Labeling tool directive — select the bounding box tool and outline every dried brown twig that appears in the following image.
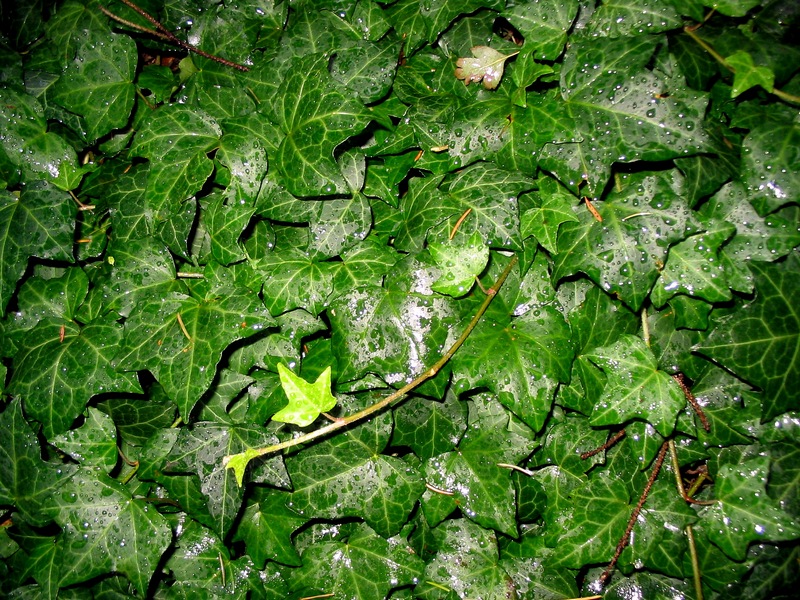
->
[100,0,249,72]
[598,441,669,588]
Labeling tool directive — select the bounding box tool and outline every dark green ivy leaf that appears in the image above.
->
[233,489,306,568]
[53,468,171,595]
[48,29,136,142]
[703,452,800,560]
[272,54,372,197]
[287,404,424,537]
[586,334,686,436]
[699,254,800,420]
[129,104,222,222]
[452,305,574,432]
[0,399,75,527]
[0,183,76,315]
[164,422,289,537]
[10,315,141,437]
[290,522,424,600]
[113,290,274,419]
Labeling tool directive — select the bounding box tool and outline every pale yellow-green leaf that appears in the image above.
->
[272,364,337,427]
[455,46,516,90]
[224,448,262,487]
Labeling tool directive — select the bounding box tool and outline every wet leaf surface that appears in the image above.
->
[1,0,799,597]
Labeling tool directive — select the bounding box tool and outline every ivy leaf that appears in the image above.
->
[113,291,274,419]
[586,334,686,436]
[423,410,536,536]
[233,489,306,568]
[53,468,171,595]
[585,0,682,37]
[129,104,221,221]
[549,36,710,193]
[256,247,336,316]
[332,239,400,292]
[0,86,83,189]
[204,193,256,266]
[0,183,76,315]
[51,407,117,471]
[703,453,800,560]
[726,50,775,97]
[272,363,337,427]
[0,399,75,527]
[12,267,88,330]
[394,174,459,253]
[309,193,372,258]
[392,391,468,460]
[96,236,181,318]
[329,286,457,386]
[49,29,136,141]
[699,255,800,420]
[165,422,289,537]
[272,53,372,196]
[290,523,424,600]
[287,403,425,537]
[415,518,510,599]
[452,305,574,432]
[703,182,800,267]
[741,121,800,216]
[550,474,631,568]
[429,229,489,297]
[162,518,266,597]
[650,215,736,306]
[455,46,517,89]
[520,185,579,254]
[502,0,578,61]
[445,163,535,251]
[553,171,701,311]
[9,315,142,438]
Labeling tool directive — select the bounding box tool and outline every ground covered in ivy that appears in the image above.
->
[0,0,799,598]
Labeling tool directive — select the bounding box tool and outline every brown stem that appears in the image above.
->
[581,429,626,460]
[103,0,250,71]
[599,441,669,588]
[673,373,710,432]
[668,440,716,505]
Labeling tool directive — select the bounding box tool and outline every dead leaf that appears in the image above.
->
[455,46,518,90]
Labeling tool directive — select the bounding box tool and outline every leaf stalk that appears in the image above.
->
[223,255,518,480]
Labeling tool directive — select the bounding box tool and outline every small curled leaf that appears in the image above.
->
[454,46,518,90]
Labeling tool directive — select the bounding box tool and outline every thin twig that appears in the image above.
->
[673,373,710,432]
[584,197,602,222]
[668,440,716,505]
[684,26,800,105]
[103,0,250,71]
[686,524,704,600]
[99,5,171,41]
[224,255,518,469]
[69,190,95,211]
[686,469,711,499]
[598,440,669,588]
[580,429,626,460]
